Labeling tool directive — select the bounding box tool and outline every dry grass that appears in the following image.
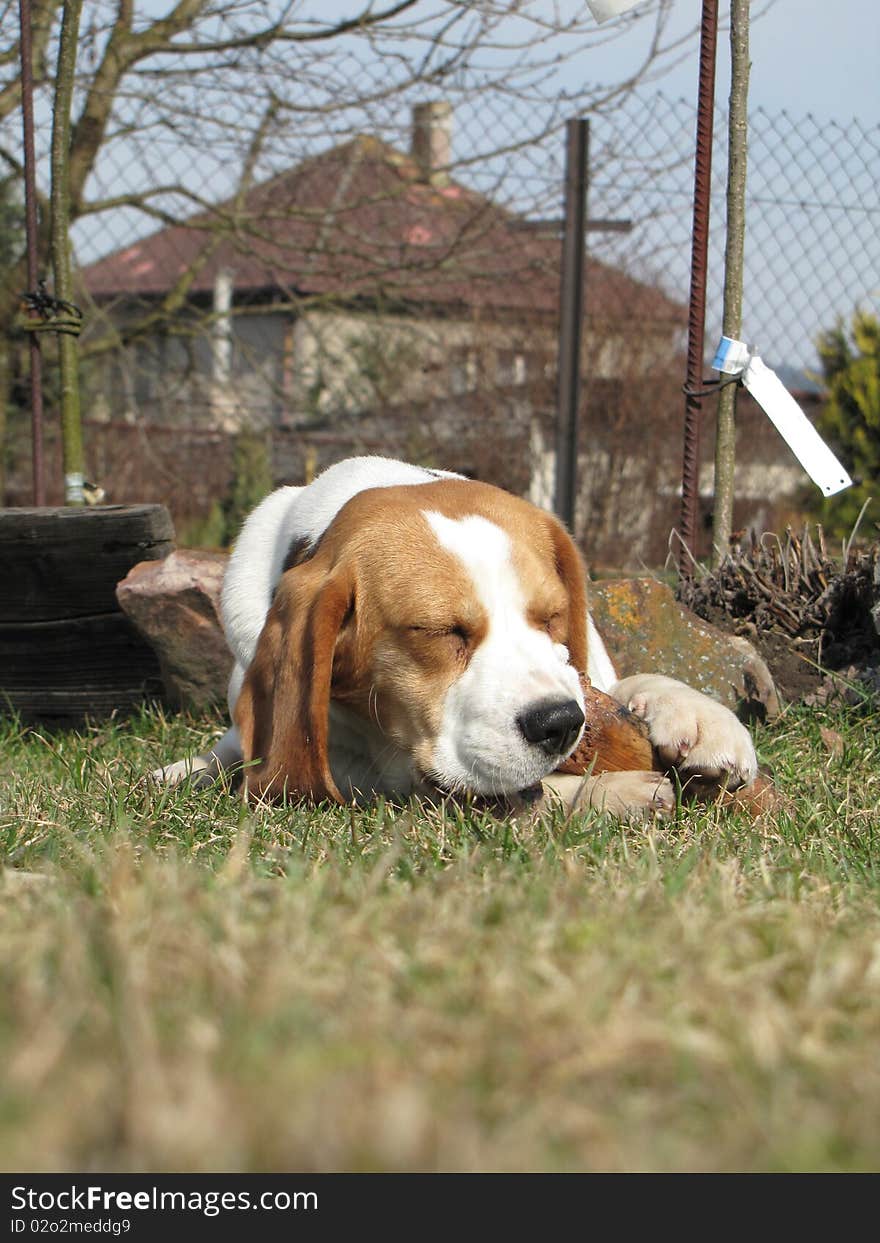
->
[1,701,880,1172]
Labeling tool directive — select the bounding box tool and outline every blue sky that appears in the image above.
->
[560,1,880,371]
[588,0,879,123]
[741,0,878,120]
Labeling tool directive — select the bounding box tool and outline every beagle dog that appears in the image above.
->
[155,456,757,816]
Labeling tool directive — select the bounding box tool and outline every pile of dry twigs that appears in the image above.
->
[680,529,880,703]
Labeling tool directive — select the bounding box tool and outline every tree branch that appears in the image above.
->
[143,0,419,57]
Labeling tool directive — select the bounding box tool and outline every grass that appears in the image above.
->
[1,700,880,1172]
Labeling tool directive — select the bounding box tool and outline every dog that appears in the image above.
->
[154,456,757,816]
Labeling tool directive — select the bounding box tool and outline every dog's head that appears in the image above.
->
[234,478,589,802]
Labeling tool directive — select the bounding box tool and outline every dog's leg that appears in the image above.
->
[150,725,243,789]
[541,770,675,818]
[151,664,246,789]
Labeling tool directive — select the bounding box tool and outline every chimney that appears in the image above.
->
[411,101,452,186]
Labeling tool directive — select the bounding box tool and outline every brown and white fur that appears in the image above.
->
[154,457,757,816]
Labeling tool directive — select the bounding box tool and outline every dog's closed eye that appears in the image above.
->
[527,606,566,641]
[407,622,473,660]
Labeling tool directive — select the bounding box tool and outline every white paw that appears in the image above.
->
[149,755,217,789]
[611,674,758,790]
[543,770,676,818]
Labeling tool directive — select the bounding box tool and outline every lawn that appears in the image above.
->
[1,700,879,1172]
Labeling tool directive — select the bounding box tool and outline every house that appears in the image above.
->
[80,103,683,427]
[78,105,811,564]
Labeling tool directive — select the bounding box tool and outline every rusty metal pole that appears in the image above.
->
[678,0,719,578]
[18,0,46,505]
[555,117,589,533]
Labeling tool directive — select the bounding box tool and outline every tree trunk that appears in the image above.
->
[50,0,85,505]
[712,0,750,565]
[0,339,8,502]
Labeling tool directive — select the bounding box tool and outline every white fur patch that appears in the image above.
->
[611,673,758,788]
[587,612,617,692]
[423,510,521,614]
[422,509,584,795]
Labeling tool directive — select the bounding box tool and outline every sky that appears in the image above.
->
[586,0,879,123]
[559,0,880,372]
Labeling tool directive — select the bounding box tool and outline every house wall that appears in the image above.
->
[285,308,557,423]
[84,306,286,431]
[84,299,678,435]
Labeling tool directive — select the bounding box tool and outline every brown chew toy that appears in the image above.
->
[555,675,654,775]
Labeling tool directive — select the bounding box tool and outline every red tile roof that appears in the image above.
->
[81,134,684,324]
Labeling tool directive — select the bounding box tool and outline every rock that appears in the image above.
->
[116,550,233,711]
[589,577,780,721]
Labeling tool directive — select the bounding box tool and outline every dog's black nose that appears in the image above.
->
[517,698,585,757]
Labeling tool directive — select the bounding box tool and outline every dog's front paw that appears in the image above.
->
[149,755,218,790]
[543,770,675,818]
[611,674,758,791]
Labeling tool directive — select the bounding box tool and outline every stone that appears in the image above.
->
[116,550,233,711]
[589,577,780,721]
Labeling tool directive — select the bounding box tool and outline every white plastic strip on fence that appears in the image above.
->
[713,335,852,497]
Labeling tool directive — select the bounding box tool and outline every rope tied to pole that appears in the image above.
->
[17,278,84,337]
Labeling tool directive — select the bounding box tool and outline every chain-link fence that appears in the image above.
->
[589,92,880,376]
[68,85,880,371]
[3,14,878,565]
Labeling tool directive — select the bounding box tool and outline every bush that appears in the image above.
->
[810,310,880,541]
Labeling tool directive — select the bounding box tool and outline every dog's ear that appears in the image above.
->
[545,514,588,676]
[234,556,355,804]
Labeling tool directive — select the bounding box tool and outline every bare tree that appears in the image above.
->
[0,0,701,505]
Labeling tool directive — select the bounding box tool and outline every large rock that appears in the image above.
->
[116,550,233,711]
[590,577,780,721]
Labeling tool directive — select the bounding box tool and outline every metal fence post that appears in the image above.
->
[554,117,589,533]
[18,0,45,506]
